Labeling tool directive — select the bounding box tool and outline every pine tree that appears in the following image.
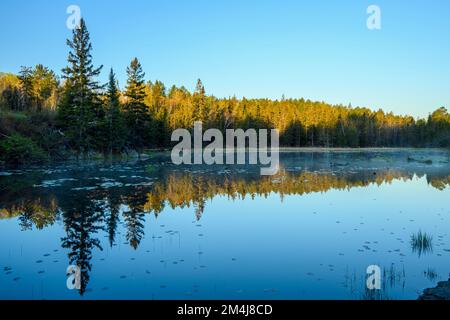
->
[104,68,125,155]
[124,58,149,153]
[147,80,169,147]
[123,210,145,250]
[32,64,59,111]
[57,18,103,156]
[193,79,208,124]
[18,66,34,111]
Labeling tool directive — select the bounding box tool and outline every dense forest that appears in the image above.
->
[1,19,449,165]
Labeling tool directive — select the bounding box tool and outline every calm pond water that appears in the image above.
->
[1,149,450,300]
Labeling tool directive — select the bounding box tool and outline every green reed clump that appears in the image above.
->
[424,268,438,282]
[411,230,433,257]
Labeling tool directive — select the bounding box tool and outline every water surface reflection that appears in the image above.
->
[1,150,449,299]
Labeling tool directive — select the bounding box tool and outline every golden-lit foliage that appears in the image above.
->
[142,170,417,216]
[0,197,58,229]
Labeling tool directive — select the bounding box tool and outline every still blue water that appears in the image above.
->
[1,150,449,300]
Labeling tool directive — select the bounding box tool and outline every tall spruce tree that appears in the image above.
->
[57,18,103,156]
[104,68,125,155]
[147,80,169,147]
[18,66,34,111]
[193,79,208,124]
[124,58,149,153]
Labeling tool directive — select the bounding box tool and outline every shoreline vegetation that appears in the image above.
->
[1,19,450,167]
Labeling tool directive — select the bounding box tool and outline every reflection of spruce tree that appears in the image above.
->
[123,209,145,250]
[122,190,149,249]
[193,176,206,221]
[106,193,122,248]
[194,199,205,221]
[60,194,104,295]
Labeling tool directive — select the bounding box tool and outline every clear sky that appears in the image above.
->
[0,0,449,118]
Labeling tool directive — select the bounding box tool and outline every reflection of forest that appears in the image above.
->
[0,169,449,295]
[1,169,450,224]
[144,170,419,216]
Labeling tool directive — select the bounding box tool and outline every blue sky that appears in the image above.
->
[0,0,449,118]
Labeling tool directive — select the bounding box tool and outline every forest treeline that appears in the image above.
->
[1,19,449,165]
